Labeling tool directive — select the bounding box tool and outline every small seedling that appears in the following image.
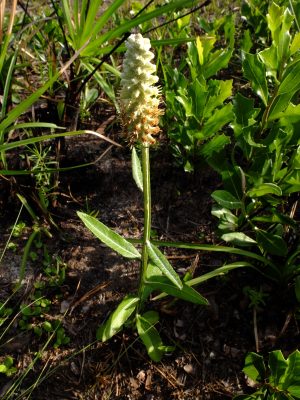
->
[0,356,17,377]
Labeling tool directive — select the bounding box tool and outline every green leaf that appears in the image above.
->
[146,275,208,305]
[212,206,238,232]
[233,93,259,127]
[85,0,199,56]
[146,241,183,289]
[268,91,295,119]
[152,262,255,301]
[4,356,14,369]
[221,232,257,247]
[196,103,234,140]
[256,229,288,256]
[282,350,300,390]
[290,32,300,55]
[136,313,164,362]
[247,183,282,197]
[243,352,266,382]
[189,78,207,121]
[77,212,141,259]
[278,58,300,95]
[97,295,139,341]
[211,190,242,209]
[131,147,143,192]
[204,48,233,79]
[200,134,230,159]
[269,103,300,122]
[267,2,282,42]
[0,365,7,373]
[288,385,300,398]
[141,310,160,325]
[243,53,269,106]
[205,79,233,117]
[258,45,278,78]
[268,350,288,387]
[241,29,253,53]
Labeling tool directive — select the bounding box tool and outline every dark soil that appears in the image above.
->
[0,127,299,400]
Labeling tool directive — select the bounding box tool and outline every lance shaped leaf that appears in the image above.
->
[247,183,282,197]
[146,275,208,305]
[131,147,143,192]
[256,229,288,256]
[221,232,257,247]
[211,190,242,210]
[146,241,182,289]
[78,212,141,259]
[97,295,139,342]
[136,312,164,362]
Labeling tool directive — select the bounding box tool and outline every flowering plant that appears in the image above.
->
[78,33,208,361]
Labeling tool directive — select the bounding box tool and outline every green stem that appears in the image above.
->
[138,144,151,311]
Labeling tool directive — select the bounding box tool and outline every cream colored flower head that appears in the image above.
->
[119,33,163,146]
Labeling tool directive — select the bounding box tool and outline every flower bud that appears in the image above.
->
[119,33,163,145]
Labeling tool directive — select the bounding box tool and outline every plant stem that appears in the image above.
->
[138,144,151,311]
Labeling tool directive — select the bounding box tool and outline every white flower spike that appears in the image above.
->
[119,33,163,145]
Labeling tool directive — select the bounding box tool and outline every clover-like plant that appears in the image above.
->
[77,33,209,361]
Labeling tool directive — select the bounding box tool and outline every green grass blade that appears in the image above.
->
[83,0,197,55]
[0,41,89,135]
[81,0,126,46]
[152,262,252,301]
[1,49,18,121]
[0,131,83,151]
[186,262,252,286]
[7,122,64,131]
[61,0,76,45]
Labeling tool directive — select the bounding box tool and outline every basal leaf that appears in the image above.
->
[136,313,163,362]
[268,350,288,387]
[146,275,208,305]
[221,232,257,247]
[282,350,300,390]
[97,295,139,341]
[243,352,266,383]
[131,147,143,192]
[77,212,141,259]
[146,241,182,289]
[211,190,242,209]
[256,229,288,256]
[247,183,282,197]
[243,53,268,106]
